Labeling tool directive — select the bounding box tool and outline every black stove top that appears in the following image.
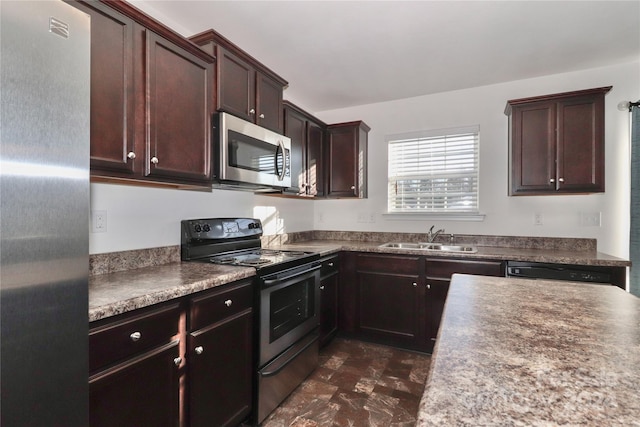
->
[181,218,319,275]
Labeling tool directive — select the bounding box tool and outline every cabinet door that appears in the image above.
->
[283,106,307,195]
[425,258,504,351]
[188,310,253,427]
[307,120,325,197]
[74,1,137,175]
[358,271,421,348]
[510,101,556,194]
[327,122,368,198]
[89,341,181,427]
[556,94,605,193]
[319,272,339,346]
[146,32,213,184]
[217,47,254,122]
[424,279,449,353]
[256,72,284,133]
[327,125,358,197]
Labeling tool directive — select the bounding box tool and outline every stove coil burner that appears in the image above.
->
[212,257,237,264]
[282,251,306,257]
[243,258,272,267]
[259,249,282,256]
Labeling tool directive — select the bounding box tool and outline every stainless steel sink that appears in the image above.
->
[378,242,477,253]
[378,242,430,249]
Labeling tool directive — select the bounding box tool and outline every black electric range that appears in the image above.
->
[180,217,319,276]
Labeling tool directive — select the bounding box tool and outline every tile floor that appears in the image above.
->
[261,338,432,427]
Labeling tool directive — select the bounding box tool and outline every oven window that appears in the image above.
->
[269,276,315,342]
[228,130,284,174]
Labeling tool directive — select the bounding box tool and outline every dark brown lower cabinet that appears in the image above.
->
[319,255,340,347]
[340,252,505,353]
[89,340,181,427]
[89,302,182,427]
[188,309,253,427]
[188,280,253,427]
[89,279,254,427]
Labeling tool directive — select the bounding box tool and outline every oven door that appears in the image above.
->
[218,112,291,188]
[259,263,321,367]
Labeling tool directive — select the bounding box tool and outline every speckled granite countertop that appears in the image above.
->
[89,263,255,322]
[88,236,628,323]
[274,240,629,267]
[417,274,640,426]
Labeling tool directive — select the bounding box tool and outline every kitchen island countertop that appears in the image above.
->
[417,274,640,426]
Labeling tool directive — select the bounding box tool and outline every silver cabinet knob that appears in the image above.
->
[173,357,182,366]
[558,177,565,183]
[351,185,356,190]
[195,346,204,355]
[320,285,325,290]
[426,284,431,290]
[150,156,159,164]
[130,331,141,341]
[549,178,555,183]
[327,262,334,267]
[259,113,265,119]
[412,282,417,287]
[127,151,136,160]
[249,108,255,115]
[224,299,232,307]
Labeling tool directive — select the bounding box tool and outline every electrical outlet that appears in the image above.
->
[357,212,367,223]
[533,212,543,226]
[580,212,601,227]
[92,210,107,233]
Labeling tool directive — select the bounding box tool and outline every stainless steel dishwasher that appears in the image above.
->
[505,261,613,285]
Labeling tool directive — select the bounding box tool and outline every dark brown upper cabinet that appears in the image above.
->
[283,101,327,197]
[73,0,215,188]
[505,86,611,196]
[190,29,287,134]
[326,121,370,198]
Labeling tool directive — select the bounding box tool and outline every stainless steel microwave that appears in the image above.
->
[214,112,291,190]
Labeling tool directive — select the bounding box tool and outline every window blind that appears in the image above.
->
[387,126,479,213]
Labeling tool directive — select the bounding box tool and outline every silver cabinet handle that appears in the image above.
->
[320,285,325,290]
[127,151,136,160]
[173,357,182,366]
[195,346,204,355]
[259,113,265,119]
[549,178,555,183]
[150,156,159,164]
[249,108,255,115]
[224,299,232,307]
[558,177,565,182]
[130,331,141,341]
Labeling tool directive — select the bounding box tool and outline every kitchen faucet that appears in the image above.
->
[426,225,445,243]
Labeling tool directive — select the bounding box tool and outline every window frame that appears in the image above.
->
[385,125,482,220]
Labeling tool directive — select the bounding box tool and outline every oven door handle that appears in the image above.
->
[262,264,321,286]
[259,334,318,377]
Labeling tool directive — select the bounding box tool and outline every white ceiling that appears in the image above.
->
[134,1,640,113]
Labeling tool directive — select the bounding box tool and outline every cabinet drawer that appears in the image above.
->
[89,302,181,373]
[190,280,253,331]
[320,255,339,278]
[356,253,420,274]
[426,258,504,280]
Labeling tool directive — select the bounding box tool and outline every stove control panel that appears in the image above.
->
[181,218,263,241]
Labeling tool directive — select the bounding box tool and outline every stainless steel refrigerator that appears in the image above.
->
[1,1,90,426]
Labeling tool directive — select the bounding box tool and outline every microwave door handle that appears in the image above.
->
[276,140,286,182]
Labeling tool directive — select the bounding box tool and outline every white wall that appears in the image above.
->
[89,184,315,253]
[313,62,640,259]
